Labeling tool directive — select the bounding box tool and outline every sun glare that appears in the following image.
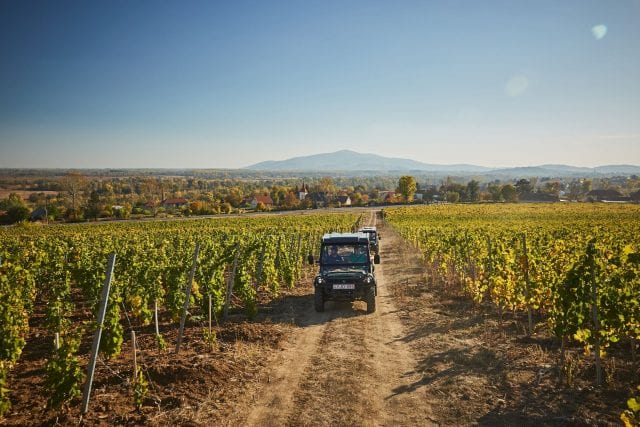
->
[592,24,608,40]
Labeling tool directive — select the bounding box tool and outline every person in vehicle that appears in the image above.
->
[325,245,341,263]
[349,245,367,263]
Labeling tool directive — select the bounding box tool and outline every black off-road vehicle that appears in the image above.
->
[358,226,381,255]
[308,232,380,313]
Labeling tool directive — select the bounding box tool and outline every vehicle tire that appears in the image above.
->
[366,286,376,313]
[314,286,324,312]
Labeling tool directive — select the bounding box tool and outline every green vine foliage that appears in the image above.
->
[133,366,148,410]
[99,289,124,358]
[44,333,84,409]
[0,361,11,417]
[0,212,359,415]
[386,204,640,359]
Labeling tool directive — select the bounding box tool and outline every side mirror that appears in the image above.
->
[378,235,382,240]
[307,254,314,265]
[374,254,380,264]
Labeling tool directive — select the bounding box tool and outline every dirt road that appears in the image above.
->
[243,211,436,426]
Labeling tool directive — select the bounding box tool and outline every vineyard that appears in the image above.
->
[384,203,640,416]
[2,204,640,425]
[0,212,360,424]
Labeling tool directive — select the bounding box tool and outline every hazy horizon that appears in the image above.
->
[1,1,639,169]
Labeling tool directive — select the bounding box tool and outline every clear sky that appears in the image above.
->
[1,0,639,168]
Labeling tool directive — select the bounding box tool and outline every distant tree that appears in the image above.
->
[0,193,25,210]
[515,179,534,196]
[5,205,30,224]
[85,190,104,220]
[225,187,244,207]
[270,186,288,206]
[501,184,518,202]
[487,183,503,202]
[220,202,233,214]
[542,181,561,197]
[567,179,592,201]
[317,177,337,194]
[445,191,460,203]
[61,173,87,220]
[466,180,480,202]
[284,191,300,209]
[397,176,417,202]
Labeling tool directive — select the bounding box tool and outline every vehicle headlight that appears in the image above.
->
[364,276,372,284]
[315,276,324,285]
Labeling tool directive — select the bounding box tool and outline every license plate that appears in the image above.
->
[333,283,355,290]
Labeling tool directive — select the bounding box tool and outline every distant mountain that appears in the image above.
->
[246,150,491,173]
[492,164,640,177]
[594,165,640,174]
[245,151,640,177]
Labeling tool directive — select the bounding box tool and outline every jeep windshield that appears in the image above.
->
[321,243,369,266]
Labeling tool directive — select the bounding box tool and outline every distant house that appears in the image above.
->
[587,189,629,202]
[30,207,47,221]
[297,183,309,201]
[336,195,351,207]
[162,198,188,209]
[250,195,274,209]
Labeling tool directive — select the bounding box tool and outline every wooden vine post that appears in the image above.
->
[81,252,116,415]
[131,330,137,383]
[154,299,161,349]
[176,242,201,354]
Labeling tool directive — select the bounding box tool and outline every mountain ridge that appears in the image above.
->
[245,150,640,175]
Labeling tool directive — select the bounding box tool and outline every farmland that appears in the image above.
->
[0,204,639,425]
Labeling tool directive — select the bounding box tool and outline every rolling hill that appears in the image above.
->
[245,150,640,176]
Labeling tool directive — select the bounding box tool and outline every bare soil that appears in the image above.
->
[2,210,636,426]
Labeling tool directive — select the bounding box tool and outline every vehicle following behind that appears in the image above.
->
[358,226,381,254]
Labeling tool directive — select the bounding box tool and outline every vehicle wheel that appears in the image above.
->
[366,286,376,313]
[314,286,324,312]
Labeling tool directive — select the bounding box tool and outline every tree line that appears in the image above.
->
[1,172,639,224]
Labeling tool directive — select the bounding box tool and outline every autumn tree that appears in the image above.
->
[317,177,337,194]
[283,191,300,209]
[542,181,561,197]
[61,173,87,219]
[396,176,417,202]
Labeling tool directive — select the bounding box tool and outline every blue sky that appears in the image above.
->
[1,0,639,168]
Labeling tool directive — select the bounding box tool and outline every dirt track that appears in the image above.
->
[242,211,436,426]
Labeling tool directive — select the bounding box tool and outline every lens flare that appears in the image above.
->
[505,75,529,97]
[592,24,607,40]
